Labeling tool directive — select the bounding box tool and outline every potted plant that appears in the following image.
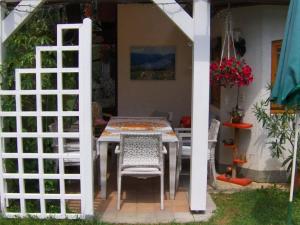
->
[210,57,254,88]
[210,9,254,123]
[230,106,245,123]
[210,57,254,123]
[254,94,300,189]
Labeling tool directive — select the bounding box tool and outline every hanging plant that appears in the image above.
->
[210,57,254,88]
[210,8,254,123]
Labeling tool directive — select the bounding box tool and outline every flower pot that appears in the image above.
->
[230,107,244,123]
[231,115,243,124]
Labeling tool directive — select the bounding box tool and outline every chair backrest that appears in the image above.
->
[119,132,163,169]
[208,119,220,149]
[175,121,220,157]
[174,128,191,146]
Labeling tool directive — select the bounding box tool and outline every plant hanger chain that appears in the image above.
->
[220,3,237,65]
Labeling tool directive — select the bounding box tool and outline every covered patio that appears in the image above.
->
[0,0,211,219]
[0,0,291,222]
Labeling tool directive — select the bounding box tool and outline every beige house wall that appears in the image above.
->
[212,5,289,181]
[117,4,192,125]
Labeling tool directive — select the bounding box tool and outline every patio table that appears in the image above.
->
[97,117,179,200]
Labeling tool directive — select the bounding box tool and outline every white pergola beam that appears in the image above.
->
[2,0,46,43]
[151,0,194,41]
[190,0,210,211]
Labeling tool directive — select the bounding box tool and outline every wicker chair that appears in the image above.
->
[175,119,220,188]
[115,132,167,210]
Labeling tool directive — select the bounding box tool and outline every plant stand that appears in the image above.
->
[217,122,253,186]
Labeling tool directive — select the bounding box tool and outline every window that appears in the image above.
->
[271,40,285,113]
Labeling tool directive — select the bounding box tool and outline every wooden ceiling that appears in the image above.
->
[212,0,289,6]
[4,0,290,17]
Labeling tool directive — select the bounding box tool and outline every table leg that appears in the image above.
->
[99,142,108,199]
[169,142,177,200]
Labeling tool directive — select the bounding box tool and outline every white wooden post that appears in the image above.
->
[190,0,210,211]
[2,0,46,43]
[151,0,193,41]
[79,18,94,217]
[0,1,5,211]
[0,1,4,62]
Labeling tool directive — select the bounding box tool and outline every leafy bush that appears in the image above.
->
[253,89,299,172]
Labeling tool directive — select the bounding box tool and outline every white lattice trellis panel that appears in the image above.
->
[0,18,93,219]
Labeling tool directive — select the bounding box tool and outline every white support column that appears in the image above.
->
[2,0,45,43]
[79,18,94,217]
[151,0,193,41]
[0,0,4,212]
[190,0,210,211]
[0,1,4,62]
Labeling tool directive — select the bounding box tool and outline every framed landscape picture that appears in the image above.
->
[130,46,176,80]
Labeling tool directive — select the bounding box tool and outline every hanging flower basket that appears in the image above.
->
[210,8,255,124]
[210,57,254,88]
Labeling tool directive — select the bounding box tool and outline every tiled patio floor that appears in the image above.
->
[94,177,190,214]
[93,182,215,223]
[91,166,215,223]
[67,155,216,223]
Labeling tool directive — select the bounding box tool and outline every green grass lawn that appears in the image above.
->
[0,188,299,225]
[207,188,300,225]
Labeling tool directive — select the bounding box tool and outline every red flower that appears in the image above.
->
[242,66,252,76]
[210,62,218,71]
[210,57,254,88]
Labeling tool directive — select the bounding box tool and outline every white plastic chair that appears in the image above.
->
[115,132,167,210]
[48,122,99,170]
[174,128,191,176]
[175,119,220,188]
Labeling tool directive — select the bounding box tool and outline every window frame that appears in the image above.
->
[271,40,285,114]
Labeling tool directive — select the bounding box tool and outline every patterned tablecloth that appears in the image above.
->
[98,117,178,143]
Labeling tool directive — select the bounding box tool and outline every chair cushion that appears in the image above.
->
[181,146,212,159]
[182,146,192,157]
[122,167,160,172]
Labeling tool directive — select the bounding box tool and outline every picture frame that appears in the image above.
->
[130,46,176,80]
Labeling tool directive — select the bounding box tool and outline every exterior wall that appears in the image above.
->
[117,4,192,125]
[212,5,288,182]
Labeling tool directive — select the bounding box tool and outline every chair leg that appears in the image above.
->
[209,159,217,189]
[160,173,164,210]
[176,155,181,190]
[211,158,218,189]
[117,174,122,210]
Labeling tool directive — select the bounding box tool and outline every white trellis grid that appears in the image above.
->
[0,18,93,219]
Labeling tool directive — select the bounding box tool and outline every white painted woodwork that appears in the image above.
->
[0,18,93,218]
[78,18,93,217]
[2,0,46,43]
[190,0,210,211]
[0,2,6,211]
[151,0,193,41]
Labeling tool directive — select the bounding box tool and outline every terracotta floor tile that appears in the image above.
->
[121,190,137,200]
[173,204,189,212]
[119,202,137,213]
[152,202,162,211]
[94,166,190,215]
[136,203,155,213]
[164,200,174,210]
